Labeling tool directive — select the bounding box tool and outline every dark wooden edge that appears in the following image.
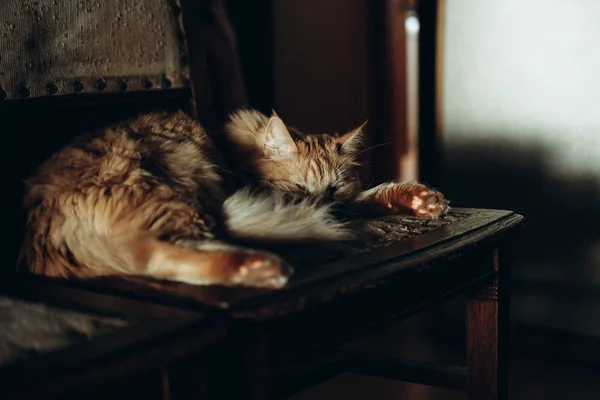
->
[343,350,467,391]
[288,209,515,287]
[270,350,346,400]
[230,211,524,316]
[1,314,227,398]
[0,276,198,319]
[254,222,520,364]
[0,314,197,380]
[0,87,192,109]
[0,277,225,396]
[270,349,467,399]
[270,269,497,366]
[4,273,226,315]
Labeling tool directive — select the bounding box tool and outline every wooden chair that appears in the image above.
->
[0,277,226,400]
[0,1,238,398]
[47,209,523,400]
[1,1,525,399]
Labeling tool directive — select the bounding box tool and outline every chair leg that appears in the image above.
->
[209,325,270,400]
[466,248,510,400]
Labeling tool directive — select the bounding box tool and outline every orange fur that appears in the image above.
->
[20,109,449,289]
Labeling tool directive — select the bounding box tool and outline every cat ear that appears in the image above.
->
[338,121,367,154]
[264,116,298,158]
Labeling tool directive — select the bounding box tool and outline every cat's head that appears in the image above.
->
[226,110,365,202]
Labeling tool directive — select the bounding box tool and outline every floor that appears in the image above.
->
[290,308,600,400]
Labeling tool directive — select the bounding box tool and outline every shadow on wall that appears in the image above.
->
[439,136,600,335]
[442,137,600,271]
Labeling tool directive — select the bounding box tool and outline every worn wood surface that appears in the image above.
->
[0,295,132,366]
[45,208,522,317]
[0,279,224,400]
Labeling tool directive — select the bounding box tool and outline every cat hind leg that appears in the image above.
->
[146,239,293,288]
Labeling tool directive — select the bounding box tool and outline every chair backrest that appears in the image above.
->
[0,0,247,269]
[0,0,192,101]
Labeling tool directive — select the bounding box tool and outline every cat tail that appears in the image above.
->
[222,188,352,243]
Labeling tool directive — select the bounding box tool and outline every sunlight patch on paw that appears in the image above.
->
[265,275,288,289]
[276,276,288,287]
[411,196,423,209]
[249,259,267,269]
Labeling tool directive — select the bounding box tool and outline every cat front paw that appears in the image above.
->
[409,185,449,219]
[356,181,450,219]
[378,182,449,219]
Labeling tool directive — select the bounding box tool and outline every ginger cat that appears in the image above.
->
[20,110,449,289]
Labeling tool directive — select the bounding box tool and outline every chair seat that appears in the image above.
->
[8,208,523,399]
[58,208,520,313]
[0,279,225,400]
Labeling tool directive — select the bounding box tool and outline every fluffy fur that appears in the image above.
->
[223,188,351,242]
[20,109,449,289]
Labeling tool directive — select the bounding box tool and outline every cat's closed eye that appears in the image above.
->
[327,185,338,197]
[295,183,307,191]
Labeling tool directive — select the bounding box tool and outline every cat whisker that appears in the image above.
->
[355,141,393,157]
[365,177,376,190]
[214,165,234,175]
